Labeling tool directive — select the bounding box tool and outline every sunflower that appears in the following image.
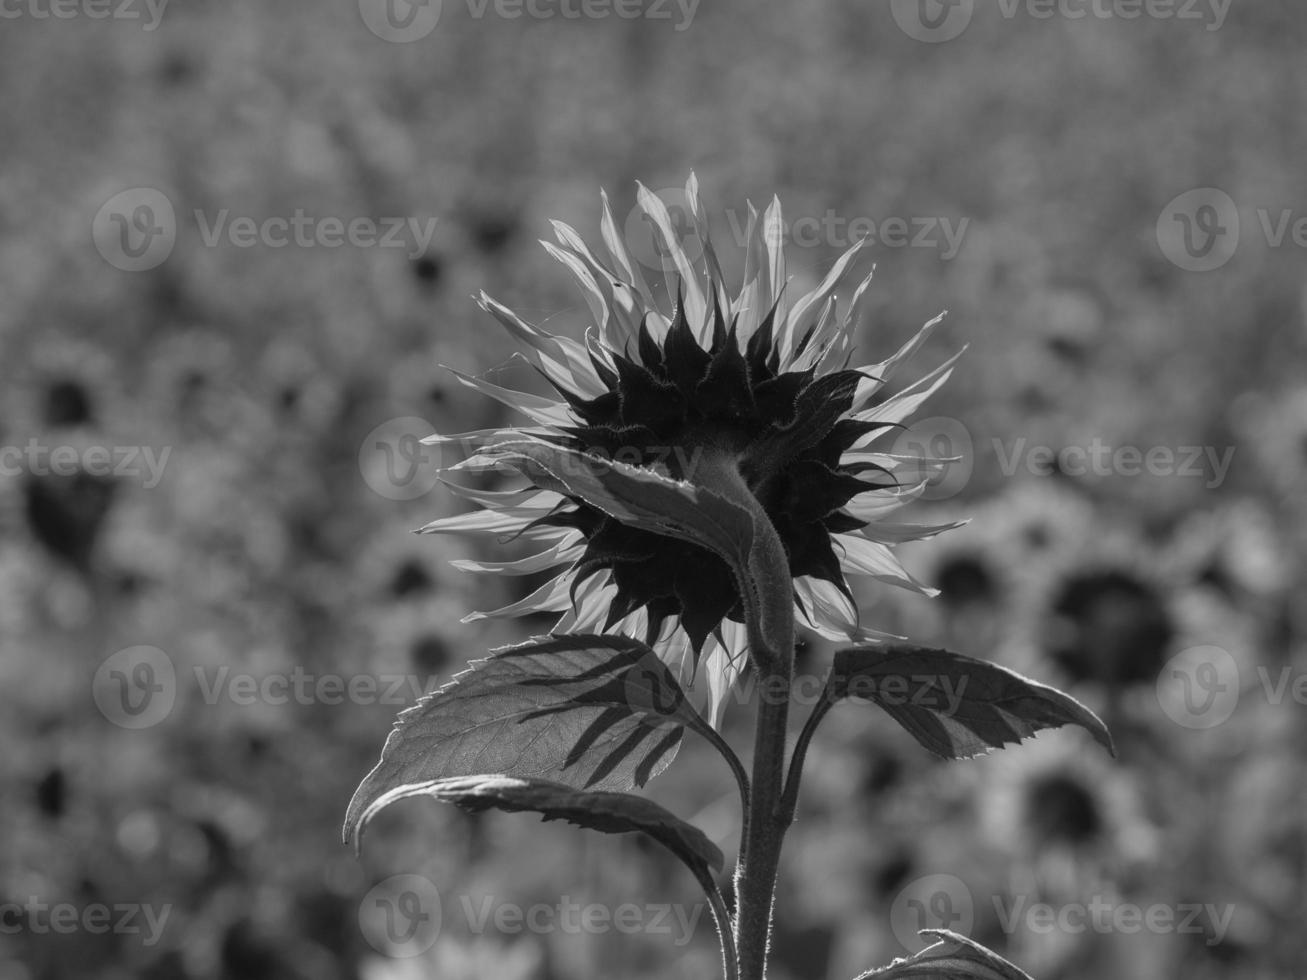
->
[421,174,960,719]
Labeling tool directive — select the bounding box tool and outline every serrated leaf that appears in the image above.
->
[830,645,1115,759]
[369,774,724,883]
[344,634,699,850]
[855,930,1035,980]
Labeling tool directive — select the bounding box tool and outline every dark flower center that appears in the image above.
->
[533,295,898,657]
[1022,772,1103,846]
[1045,568,1173,687]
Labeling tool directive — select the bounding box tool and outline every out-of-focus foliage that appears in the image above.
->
[1,3,1305,979]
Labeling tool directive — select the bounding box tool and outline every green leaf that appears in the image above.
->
[855,930,1035,979]
[830,645,1115,759]
[343,634,699,851]
[363,774,724,881]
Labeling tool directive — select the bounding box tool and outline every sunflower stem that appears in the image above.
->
[727,491,796,980]
[684,450,796,980]
[735,655,793,980]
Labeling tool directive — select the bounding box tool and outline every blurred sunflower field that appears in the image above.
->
[2,2,1306,979]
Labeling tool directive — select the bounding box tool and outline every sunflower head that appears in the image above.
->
[423,174,962,716]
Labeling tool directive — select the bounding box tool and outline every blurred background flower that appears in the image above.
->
[3,4,1306,979]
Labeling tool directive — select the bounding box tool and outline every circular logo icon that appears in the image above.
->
[621,658,693,731]
[890,416,974,501]
[890,0,975,43]
[359,874,442,956]
[890,873,974,953]
[359,417,442,500]
[358,0,441,42]
[623,187,704,277]
[1156,644,1240,730]
[92,188,176,272]
[93,645,177,729]
[1157,188,1240,272]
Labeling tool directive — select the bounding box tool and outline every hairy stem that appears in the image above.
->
[686,863,739,980]
[735,659,792,980]
[702,466,794,980]
[692,450,797,980]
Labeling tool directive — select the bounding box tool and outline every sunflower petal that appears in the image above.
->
[446,367,575,427]
[781,235,868,366]
[834,534,939,597]
[462,572,574,621]
[477,292,606,398]
[635,182,708,335]
[793,575,860,641]
[450,538,585,575]
[853,346,966,424]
